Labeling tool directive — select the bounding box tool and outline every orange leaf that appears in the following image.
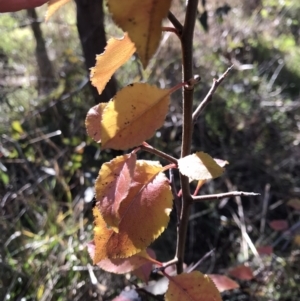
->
[90,33,136,95]
[85,103,107,142]
[269,220,289,231]
[93,160,172,262]
[228,265,254,281]
[165,271,222,301]
[208,274,239,292]
[87,241,155,274]
[45,0,71,22]
[95,153,136,232]
[101,83,170,150]
[107,0,172,68]
[178,152,225,182]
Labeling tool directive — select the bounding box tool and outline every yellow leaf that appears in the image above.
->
[85,103,108,142]
[178,152,225,182]
[91,33,136,95]
[45,0,71,22]
[11,120,24,134]
[93,160,172,262]
[107,0,172,68]
[101,83,170,150]
[165,271,222,301]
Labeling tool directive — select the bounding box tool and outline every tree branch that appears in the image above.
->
[192,65,233,122]
[175,0,199,275]
[193,191,260,202]
[168,11,183,36]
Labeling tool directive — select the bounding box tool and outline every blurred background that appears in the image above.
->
[1,0,300,300]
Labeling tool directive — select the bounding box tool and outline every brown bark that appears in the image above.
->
[75,0,117,103]
[27,8,56,95]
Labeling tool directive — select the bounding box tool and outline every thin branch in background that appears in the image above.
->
[260,183,271,235]
[169,168,181,224]
[193,191,260,202]
[192,65,233,122]
[186,249,215,273]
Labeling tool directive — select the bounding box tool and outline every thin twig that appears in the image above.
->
[193,191,260,202]
[168,11,183,36]
[186,249,215,273]
[169,169,181,224]
[140,142,178,165]
[192,65,233,122]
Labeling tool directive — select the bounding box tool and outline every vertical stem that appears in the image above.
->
[175,0,198,274]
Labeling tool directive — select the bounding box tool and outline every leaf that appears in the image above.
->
[85,103,107,142]
[269,220,289,231]
[257,245,273,255]
[107,0,172,68]
[93,160,172,262]
[165,271,222,301]
[45,0,71,22]
[11,120,24,134]
[101,83,170,150]
[132,248,156,283]
[208,274,239,292]
[87,241,155,274]
[228,265,254,281]
[91,33,136,95]
[178,152,225,182]
[287,199,300,210]
[95,153,137,232]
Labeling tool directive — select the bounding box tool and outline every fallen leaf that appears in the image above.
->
[85,103,107,142]
[101,83,170,150]
[208,274,239,292]
[287,199,300,210]
[93,160,172,262]
[112,290,141,301]
[107,0,172,68]
[269,220,289,231]
[46,0,71,22]
[91,33,136,95]
[228,265,254,281]
[178,152,225,182]
[165,271,222,301]
[257,245,273,255]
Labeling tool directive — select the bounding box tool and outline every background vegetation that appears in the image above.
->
[1,0,300,300]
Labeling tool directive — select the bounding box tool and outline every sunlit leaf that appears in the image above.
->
[228,265,254,281]
[46,0,71,22]
[95,153,137,231]
[269,220,289,231]
[101,83,170,150]
[85,103,107,142]
[165,271,222,301]
[208,274,239,292]
[93,160,172,262]
[87,241,155,274]
[91,33,136,95]
[178,152,225,182]
[107,0,172,68]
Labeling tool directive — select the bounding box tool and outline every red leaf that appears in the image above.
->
[257,245,273,255]
[269,220,289,231]
[132,248,156,283]
[208,274,239,292]
[228,265,254,281]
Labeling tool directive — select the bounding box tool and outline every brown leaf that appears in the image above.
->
[287,199,300,210]
[228,265,254,281]
[208,274,239,292]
